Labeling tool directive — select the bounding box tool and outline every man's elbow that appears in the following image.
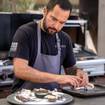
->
[13,58,29,79]
[13,66,24,79]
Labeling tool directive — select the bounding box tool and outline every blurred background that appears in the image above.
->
[0,0,79,12]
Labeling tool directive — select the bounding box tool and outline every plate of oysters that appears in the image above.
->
[7,88,74,105]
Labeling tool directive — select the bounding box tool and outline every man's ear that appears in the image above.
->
[43,7,48,16]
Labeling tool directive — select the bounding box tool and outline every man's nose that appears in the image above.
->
[54,22,61,30]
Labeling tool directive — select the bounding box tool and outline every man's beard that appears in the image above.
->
[43,19,57,35]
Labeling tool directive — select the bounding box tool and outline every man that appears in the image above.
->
[9,0,89,92]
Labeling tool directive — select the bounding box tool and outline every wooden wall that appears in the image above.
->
[98,0,105,57]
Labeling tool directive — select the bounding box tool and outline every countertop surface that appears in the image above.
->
[1,76,105,105]
[1,96,105,105]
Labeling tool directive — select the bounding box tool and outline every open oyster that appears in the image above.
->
[33,88,48,98]
[75,83,94,90]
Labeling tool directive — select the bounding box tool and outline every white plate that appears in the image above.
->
[7,92,74,105]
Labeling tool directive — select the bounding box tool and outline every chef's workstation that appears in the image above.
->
[1,0,105,105]
[0,13,105,105]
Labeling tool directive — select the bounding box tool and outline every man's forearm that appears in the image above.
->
[14,64,60,83]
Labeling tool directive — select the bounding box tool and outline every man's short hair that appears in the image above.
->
[46,0,72,13]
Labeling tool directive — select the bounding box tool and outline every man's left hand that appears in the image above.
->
[76,69,89,87]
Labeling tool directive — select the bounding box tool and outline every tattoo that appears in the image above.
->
[65,66,79,75]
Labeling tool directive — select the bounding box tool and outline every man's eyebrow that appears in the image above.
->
[51,15,58,21]
[51,15,66,24]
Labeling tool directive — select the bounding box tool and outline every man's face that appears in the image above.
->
[43,5,70,35]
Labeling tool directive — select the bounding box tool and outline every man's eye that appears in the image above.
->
[51,16,57,21]
[60,22,65,25]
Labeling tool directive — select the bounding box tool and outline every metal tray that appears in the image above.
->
[62,84,105,98]
[7,92,74,105]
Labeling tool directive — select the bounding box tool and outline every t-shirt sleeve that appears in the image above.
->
[9,27,29,60]
[63,35,76,68]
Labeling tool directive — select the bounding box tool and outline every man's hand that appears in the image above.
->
[76,69,89,87]
[59,67,89,88]
[56,75,83,88]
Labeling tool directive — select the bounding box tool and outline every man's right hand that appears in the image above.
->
[56,75,82,88]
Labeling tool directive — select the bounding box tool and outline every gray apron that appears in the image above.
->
[22,23,61,90]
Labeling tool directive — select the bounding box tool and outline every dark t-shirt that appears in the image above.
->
[9,21,76,92]
[10,21,76,68]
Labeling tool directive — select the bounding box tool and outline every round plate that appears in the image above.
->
[7,92,74,105]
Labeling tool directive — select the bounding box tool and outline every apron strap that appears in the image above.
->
[56,34,61,74]
[56,33,61,54]
[37,22,41,54]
